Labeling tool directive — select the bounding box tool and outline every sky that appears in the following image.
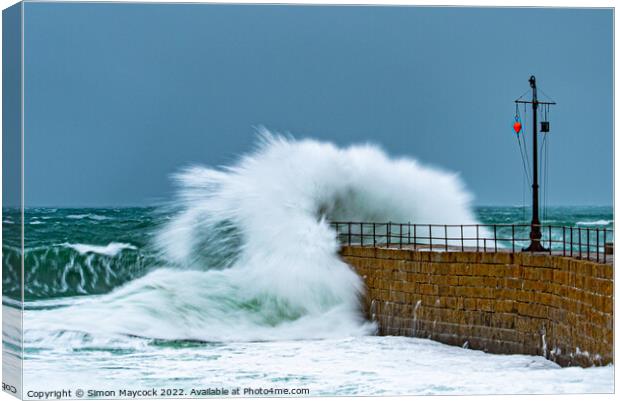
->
[16,3,613,207]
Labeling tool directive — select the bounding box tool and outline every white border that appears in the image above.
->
[0,2,615,401]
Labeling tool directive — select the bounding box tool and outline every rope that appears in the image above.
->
[522,166,527,223]
[514,103,528,223]
[515,88,531,102]
[540,134,545,221]
[538,87,556,104]
[520,103,533,183]
[539,111,550,223]
[513,103,532,187]
[542,105,549,219]
[544,119,550,221]
[545,105,551,221]
[517,137,531,187]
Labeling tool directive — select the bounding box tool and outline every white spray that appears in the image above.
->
[24,130,482,345]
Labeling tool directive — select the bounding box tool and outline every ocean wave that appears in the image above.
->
[3,243,150,300]
[66,214,111,221]
[62,242,137,257]
[576,220,613,226]
[23,131,484,344]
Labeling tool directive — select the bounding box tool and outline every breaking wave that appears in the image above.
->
[576,220,613,227]
[63,242,137,257]
[66,214,111,221]
[3,243,149,300]
[23,131,482,345]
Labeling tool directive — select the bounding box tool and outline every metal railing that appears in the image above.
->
[331,222,614,264]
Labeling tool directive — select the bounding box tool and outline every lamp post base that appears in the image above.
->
[523,241,549,252]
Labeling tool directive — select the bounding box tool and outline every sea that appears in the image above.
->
[3,206,614,303]
[1,136,615,397]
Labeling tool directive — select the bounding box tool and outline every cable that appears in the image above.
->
[539,121,550,223]
[522,166,527,223]
[544,123,550,222]
[540,132,545,218]
[545,105,550,221]
[538,87,556,104]
[545,105,551,222]
[514,103,532,187]
[517,137,531,187]
[516,88,531,102]
[521,103,533,182]
[513,102,529,223]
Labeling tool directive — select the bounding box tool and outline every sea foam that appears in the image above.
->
[66,214,110,221]
[63,242,137,257]
[576,220,613,226]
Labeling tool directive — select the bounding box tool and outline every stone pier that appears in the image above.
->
[341,246,613,367]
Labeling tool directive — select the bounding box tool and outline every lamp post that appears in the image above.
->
[515,76,555,252]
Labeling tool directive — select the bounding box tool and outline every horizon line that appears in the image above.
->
[3,204,614,210]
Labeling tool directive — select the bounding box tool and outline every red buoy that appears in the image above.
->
[513,120,522,134]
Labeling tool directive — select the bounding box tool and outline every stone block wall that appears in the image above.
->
[341,247,613,367]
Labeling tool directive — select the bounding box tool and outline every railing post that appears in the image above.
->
[387,222,391,248]
[445,225,448,251]
[408,222,411,245]
[596,228,600,263]
[603,229,607,264]
[586,228,590,260]
[484,238,487,252]
[579,227,582,259]
[399,224,403,249]
[512,224,515,253]
[493,225,497,253]
[373,223,376,247]
[348,222,352,246]
[360,223,364,247]
[335,223,339,243]
[570,227,574,257]
[413,224,417,250]
[548,225,552,253]
[562,226,566,256]
[476,225,479,252]
[429,224,433,252]
[461,225,464,252]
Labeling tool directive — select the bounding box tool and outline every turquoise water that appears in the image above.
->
[2,206,614,397]
[3,206,612,302]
